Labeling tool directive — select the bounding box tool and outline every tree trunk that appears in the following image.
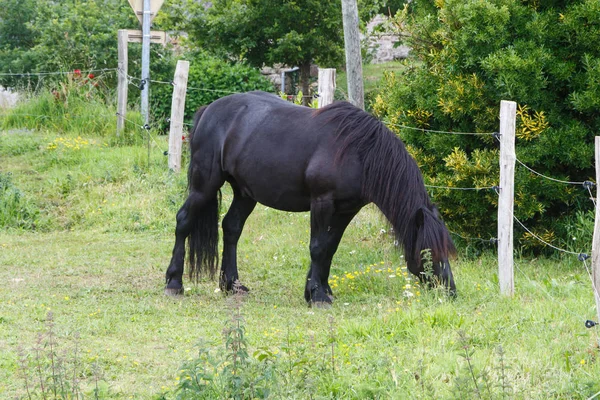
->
[300,61,311,107]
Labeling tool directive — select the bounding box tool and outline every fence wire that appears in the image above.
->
[385,121,497,136]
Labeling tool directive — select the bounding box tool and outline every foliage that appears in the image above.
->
[150,50,274,132]
[0,0,139,87]
[170,0,345,103]
[373,0,600,252]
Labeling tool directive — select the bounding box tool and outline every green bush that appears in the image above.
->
[373,0,599,253]
[150,51,274,132]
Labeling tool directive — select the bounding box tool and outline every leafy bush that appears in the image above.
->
[150,51,274,132]
[0,0,138,88]
[373,0,599,253]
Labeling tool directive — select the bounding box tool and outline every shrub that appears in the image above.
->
[374,0,599,253]
[150,51,274,132]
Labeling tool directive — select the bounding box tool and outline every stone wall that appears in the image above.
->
[365,14,410,63]
[0,87,19,109]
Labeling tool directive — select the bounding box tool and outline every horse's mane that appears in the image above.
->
[315,101,432,244]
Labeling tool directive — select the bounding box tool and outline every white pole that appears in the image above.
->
[318,68,336,108]
[498,100,516,296]
[168,60,190,173]
[591,137,600,323]
[141,0,151,124]
[117,29,128,136]
[341,0,364,110]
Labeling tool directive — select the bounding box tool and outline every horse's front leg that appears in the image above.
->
[220,187,256,293]
[305,198,358,306]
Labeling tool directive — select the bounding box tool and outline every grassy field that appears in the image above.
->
[1,110,600,398]
[335,61,405,105]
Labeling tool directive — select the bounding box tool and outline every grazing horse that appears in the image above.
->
[165,91,456,304]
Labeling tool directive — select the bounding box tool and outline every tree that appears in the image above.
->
[374,0,600,252]
[177,0,345,104]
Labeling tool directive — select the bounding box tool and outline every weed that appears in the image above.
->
[0,172,39,229]
[174,281,276,399]
[16,312,107,399]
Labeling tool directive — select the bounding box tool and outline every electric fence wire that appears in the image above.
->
[492,187,585,257]
[385,121,497,136]
[448,229,497,245]
[0,113,49,120]
[425,184,496,191]
[513,260,593,325]
[492,186,599,328]
[115,112,168,155]
[582,257,600,306]
[515,157,590,186]
[0,68,118,77]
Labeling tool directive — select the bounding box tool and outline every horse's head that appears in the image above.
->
[404,205,457,296]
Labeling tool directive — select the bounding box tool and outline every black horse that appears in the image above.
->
[165,91,456,304]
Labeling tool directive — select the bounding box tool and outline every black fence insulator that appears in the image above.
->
[492,185,500,193]
[583,181,596,190]
[170,81,175,86]
[492,132,501,141]
[489,238,498,245]
[139,79,146,90]
[142,124,151,130]
[166,117,171,123]
[585,320,597,328]
[163,151,168,156]
[578,253,590,262]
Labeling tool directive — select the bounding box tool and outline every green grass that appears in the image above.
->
[1,97,600,398]
[336,61,405,105]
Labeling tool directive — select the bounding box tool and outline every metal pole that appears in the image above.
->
[141,0,151,124]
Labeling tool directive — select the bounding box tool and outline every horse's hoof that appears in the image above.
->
[233,284,250,294]
[311,301,332,309]
[164,287,184,296]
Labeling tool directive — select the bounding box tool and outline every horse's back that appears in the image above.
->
[191,92,363,212]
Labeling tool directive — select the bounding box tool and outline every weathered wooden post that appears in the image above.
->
[117,29,128,136]
[168,60,190,173]
[498,100,516,296]
[318,68,336,108]
[591,136,600,323]
[341,0,364,110]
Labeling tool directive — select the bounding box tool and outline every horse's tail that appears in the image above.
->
[187,190,221,281]
[186,104,220,281]
[187,105,209,189]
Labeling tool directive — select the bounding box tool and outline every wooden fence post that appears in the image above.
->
[117,29,128,136]
[341,0,364,110]
[318,68,336,108]
[168,60,190,173]
[591,137,600,323]
[498,100,516,296]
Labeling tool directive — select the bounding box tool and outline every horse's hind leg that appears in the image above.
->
[164,192,204,295]
[165,180,223,295]
[220,184,256,293]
